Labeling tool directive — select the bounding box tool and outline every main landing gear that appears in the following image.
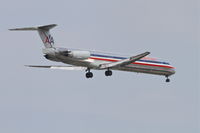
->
[85,68,113,78]
[85,68,93,78]
[165,76,170,82]
[105,69,112,76]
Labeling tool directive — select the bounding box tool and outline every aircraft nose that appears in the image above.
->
[170,68,176,75]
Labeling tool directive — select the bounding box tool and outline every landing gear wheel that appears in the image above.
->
[86,73,90,78]
[85,69,93,78]
[165,76,170,82]
[105,70,112,76]
[89,72,93,78]
[166,78,170,82]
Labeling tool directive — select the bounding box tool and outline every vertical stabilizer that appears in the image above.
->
[9,24,57,48]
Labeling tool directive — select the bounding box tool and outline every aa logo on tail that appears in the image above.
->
[44,35,54,44]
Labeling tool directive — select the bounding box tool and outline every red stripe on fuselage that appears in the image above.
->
[89,57,174,69]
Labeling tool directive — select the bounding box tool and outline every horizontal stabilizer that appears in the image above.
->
[25,65,87,71]
[9,24,57,31]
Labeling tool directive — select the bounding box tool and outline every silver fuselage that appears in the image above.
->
[43,48,175,77]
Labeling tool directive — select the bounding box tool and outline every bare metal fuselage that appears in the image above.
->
[44,48,175,77]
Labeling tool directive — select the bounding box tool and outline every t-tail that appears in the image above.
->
[9,24,57,48]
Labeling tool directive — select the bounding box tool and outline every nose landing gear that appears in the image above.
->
[165,76,170,82]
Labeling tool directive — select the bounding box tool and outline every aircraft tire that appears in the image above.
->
[166,78,170,82]
[105,70,112,76]
[86,72,93,78]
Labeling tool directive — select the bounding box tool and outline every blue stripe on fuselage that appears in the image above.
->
[90,54,170,65]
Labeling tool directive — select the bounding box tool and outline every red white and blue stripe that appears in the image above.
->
[90,54,174,69]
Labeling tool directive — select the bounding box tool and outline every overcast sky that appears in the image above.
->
[0,0,199,133]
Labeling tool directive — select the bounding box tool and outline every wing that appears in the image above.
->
[99,52,150,69]
[25,65,87,70]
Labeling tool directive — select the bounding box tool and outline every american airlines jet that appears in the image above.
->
[10,24,175,82]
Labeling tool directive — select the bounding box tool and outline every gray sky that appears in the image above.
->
[0,0,199,133]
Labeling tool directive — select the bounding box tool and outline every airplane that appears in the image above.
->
[9,24,175,82]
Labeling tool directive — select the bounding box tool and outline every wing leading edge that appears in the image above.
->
[99,52,150,69]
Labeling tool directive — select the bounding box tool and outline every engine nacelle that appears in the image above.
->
[68,51,90,60]
[44,54,59,62]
